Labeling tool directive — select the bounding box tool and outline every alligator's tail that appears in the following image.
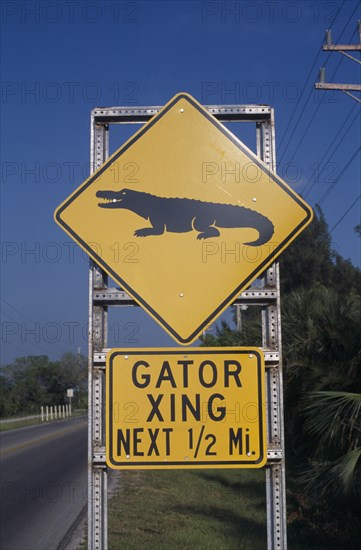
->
[244,211,274,247]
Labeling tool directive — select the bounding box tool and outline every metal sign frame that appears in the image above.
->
[88,103,287,549]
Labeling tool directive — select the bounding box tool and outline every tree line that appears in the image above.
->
[0,352,87,417]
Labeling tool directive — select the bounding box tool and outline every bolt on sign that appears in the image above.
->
[54,92,313,344]
[106,348,266,469]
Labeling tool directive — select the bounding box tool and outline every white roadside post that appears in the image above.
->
[67,388,74,416]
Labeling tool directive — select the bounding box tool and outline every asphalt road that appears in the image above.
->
[0,417,88,550]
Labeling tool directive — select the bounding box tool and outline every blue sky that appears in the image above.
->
[1,0,360,365]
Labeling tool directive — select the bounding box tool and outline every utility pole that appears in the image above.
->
[315,20,361,104]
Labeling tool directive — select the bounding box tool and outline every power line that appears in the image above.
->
[278,36,348,167]
[302,103,358,196]
[282,52,346,168]
[302,104,360,197]
[278,77,320,165]
[277,0,347,158]
[1,297,35,324]
[277,40,324,157]
[0,308,63,360]
[279,4,359,165]
[1,307,64,358]
[329,194,361,233]
[317,145,361,205]
[1,340,56,362]
[0,298,71,357]
[315,20,361,100]
[281,19,358,169]
[327,2,360,45]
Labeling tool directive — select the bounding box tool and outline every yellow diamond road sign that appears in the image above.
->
[106,348,266,469]
[54,93,313,344]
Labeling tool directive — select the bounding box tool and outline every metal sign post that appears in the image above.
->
[50,96,314,549]
[85,103,288,550]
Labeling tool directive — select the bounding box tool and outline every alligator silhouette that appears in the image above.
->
[96,188,274,245]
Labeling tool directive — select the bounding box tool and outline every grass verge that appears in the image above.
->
[0,418,44,432]
[108,468,267,549]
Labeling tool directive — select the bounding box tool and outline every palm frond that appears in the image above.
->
[302,391,361,451]
[301,447,361,500]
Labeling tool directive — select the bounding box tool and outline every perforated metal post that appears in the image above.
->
[258,115,287,550]
[88,103,287,550]
[88,122,109,550]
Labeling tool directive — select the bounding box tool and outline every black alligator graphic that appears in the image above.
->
[96,188,274,245]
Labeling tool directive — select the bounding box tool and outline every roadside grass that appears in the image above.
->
[107,468,267,549]
[75,469,360,549]
[0,418,44,432]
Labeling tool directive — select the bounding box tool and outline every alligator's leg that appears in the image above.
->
[193,217,220,240]
[134,224,165,237]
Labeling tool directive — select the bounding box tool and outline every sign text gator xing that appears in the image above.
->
[106,348,266,469]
